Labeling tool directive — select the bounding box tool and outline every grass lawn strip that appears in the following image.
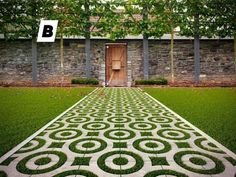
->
[0,88,97,164]
[144,87,236,154]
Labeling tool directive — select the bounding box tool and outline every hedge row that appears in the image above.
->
[135,78,168,85]
[71,78,99,85]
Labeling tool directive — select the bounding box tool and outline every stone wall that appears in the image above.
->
[0,39,235,85]
[0,39,105,83]
[130,40,235,83]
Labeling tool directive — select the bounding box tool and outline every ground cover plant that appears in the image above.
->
[144,87,236,153]
[0,87,94,157]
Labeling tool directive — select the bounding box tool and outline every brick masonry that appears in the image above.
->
[0,39,235,85]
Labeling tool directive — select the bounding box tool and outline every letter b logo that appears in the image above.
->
[37,20,58,42]
[42,25,53,37]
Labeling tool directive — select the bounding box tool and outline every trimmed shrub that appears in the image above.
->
[71,78,99,85]
[135,78,168,85]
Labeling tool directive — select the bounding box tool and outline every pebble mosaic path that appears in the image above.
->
[0,88,236,177]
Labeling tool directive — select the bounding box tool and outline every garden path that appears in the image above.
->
[0,88,235,177]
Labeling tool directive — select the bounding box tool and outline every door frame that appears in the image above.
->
[105,43,128,86]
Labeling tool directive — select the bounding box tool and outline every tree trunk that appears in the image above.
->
[194,13,200,84]
[234,35,236,74]
[194,36,200,84]
[60,33,64,85]
[142,3,149,80]
[143,36,149,79]
[31,37,37,84]
[85,37,91,78]
[85,1,91,78]
[170,29,174,83]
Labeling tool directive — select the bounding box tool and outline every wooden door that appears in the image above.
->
[106,44,127,87]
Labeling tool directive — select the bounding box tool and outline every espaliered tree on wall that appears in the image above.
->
[123,0,165,79]
[207,0,236,73]
[178,0,213,83]
[0,0,54,84]
[52,0,120,79]
[123,0,180,80]
[100,1,127,40]
[162,0,180,83]
[50,0,78,84]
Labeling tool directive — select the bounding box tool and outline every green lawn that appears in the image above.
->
[144,87,236,154]
[0,87,94,157]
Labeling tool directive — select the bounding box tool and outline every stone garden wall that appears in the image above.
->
[0,39,235,85]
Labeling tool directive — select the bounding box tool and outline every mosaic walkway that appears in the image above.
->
[0,88,236,177]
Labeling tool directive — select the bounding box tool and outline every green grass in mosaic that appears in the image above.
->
[49,129,82,140]
[97,150,144,174]
[69,138,107,154]
[0,157,17,166]
[72,157,91,166]
[224,156,236,166]
[194,138,224,153]
[16,151,67,174]
[48,142,65,149]
[150,157,169,166]
[144,87,236,153]
[0,87,94,157]
[144,169,188,177]
[133,138,171,154]
[17,138,46,153]
[0,171,7,177]
[53,169,98,177]
[174,150,225,174]
[175,142,191,149]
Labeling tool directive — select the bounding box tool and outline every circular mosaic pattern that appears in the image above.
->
[65,117,89,123]
[143,109,164,114]
[82,122,110,130]
[194,138,224,153]
[127,112,149,118]
[174,150,225,174]
[46,122,64,130]
[89,112,112,118]
[97,150,144,174]
[49,129,82,140]
[69,138,107,154]
[162,112,176,117]
[144,169,188,177]
[175,122,194,130]
[63,112,76,117]
[104,129,135,140]
[109,109,130,113]
[148,116,173,123]
[17,138,46,153]
[80,109,97,113]
[107,117,131,123]
[157,129,190,140]
[16,151,66,174]
[129,122,156,130]
[133,138,171,154]
[53,169,98,177]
